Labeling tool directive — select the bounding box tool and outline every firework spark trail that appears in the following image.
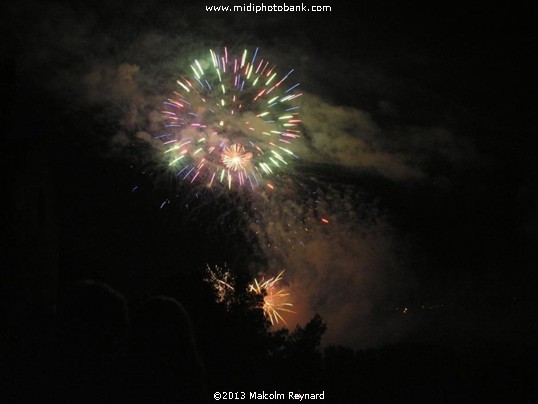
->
[159,47,302,190]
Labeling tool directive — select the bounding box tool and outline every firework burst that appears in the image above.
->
[158,47,302,190]
[249,270,295,325]
[204,264,236,309]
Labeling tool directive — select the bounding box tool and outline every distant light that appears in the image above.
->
[321,218,329,224]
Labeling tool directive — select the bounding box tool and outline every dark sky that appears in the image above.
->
[3,0,536,348]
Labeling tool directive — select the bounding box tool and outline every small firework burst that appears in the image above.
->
[249,270,294,325]
[204,264,236,309]
[221,143,252,171]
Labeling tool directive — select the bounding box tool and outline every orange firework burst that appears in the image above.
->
[249,270,294,325]
[221,143,252,171]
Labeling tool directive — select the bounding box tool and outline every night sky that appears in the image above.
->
[2,0,536,392]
